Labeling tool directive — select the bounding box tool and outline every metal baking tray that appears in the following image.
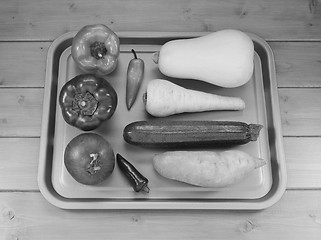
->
[38,31,286,209]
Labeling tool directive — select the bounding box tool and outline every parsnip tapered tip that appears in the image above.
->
[233,98,246,110]
[240,99,246,109]
[254,158,267,169]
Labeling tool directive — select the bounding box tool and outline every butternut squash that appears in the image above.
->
[153,29,254,88]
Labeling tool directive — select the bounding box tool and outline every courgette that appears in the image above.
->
[123,120,263,148]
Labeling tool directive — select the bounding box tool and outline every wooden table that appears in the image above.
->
[1,0,321,239]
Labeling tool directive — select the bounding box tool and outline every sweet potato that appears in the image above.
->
[153,150,266,188]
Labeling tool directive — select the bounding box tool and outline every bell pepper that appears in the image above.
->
[71,24,120,76]
[59,74,117,131]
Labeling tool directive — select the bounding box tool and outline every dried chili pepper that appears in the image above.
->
[116,154,150,193]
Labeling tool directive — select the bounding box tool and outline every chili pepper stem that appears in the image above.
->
[141,185,150,193]
[131,49,138,59]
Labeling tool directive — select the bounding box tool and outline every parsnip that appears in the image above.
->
[153,150,266,188]
[145,79,245,117]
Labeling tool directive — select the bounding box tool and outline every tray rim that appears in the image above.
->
[38,31,287,210]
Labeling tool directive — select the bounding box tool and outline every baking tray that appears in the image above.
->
[38,31,286,209]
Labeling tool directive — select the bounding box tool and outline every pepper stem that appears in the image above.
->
[80,100,86,107]
[131,49,138,59]
[73,92,98,116]
[90,41,107,60]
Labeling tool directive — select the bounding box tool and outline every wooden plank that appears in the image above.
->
[0,43,50,88]
[0,41,320,88]
[279,89,321,136]
[1,88,321,137]
[284,137,321,189]
[0,191,320,239]
[0,0,321,41]
[0,138,39,190]
[0,137,320,191]
[0,89,43,137]
[270,42,321,87]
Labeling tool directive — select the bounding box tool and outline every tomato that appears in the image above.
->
[64,133,115,185]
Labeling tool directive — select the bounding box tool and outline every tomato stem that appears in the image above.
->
[89,153,99,164]
[87,153,101,174]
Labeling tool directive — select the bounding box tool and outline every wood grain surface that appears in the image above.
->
[1,191,321,239]
[1,0,321,41]
[0,0,321,239]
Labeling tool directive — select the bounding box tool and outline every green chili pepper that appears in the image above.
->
[126,49,144,110]
[116,154,150,193]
